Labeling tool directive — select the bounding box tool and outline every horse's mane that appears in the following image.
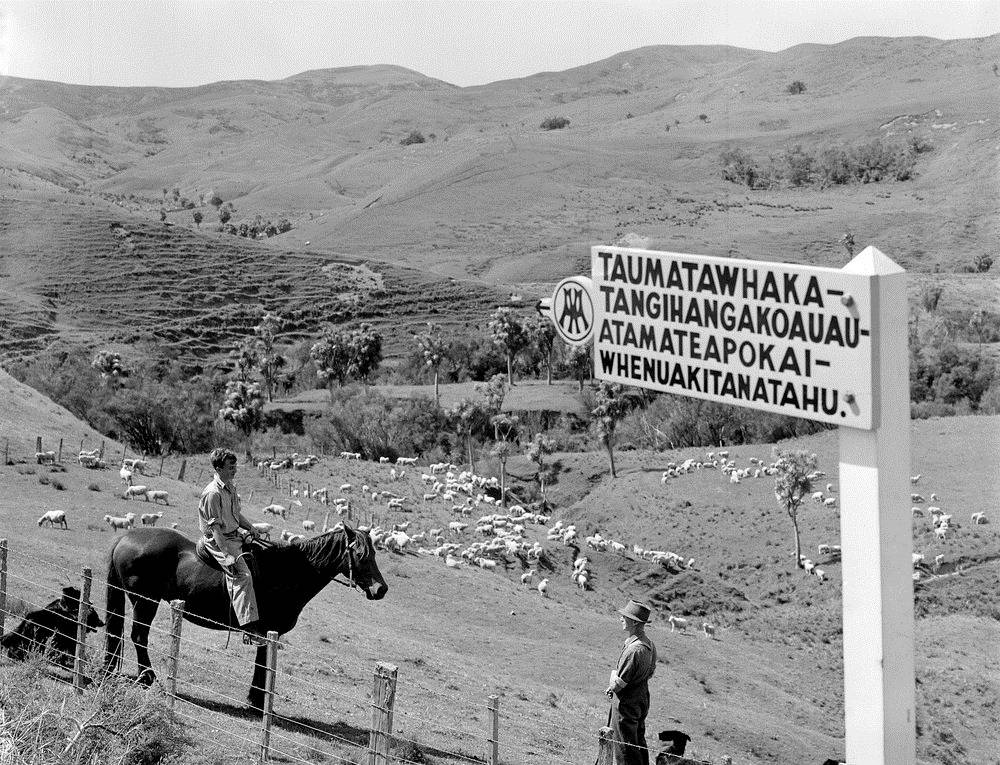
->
[287,527,355,574]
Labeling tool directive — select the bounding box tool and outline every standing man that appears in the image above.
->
[198,448,266,643]
[605,599,658,765]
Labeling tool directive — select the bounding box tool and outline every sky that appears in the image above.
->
[1,0,998,88]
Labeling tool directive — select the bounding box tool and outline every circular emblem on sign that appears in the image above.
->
[551,276,595,346]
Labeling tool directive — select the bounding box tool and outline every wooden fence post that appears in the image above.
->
[73,566,93,693]
[486,694,499,765]
[177,458,187,482]
[368,662,398,765]
[57,438,63,463]
[166,599,185,709]
[258,631,280,764]
[36,436,42,454]
[100,440,106,459]
[158,454,165,476]
[0,539,7,637]
[595,726,615,765]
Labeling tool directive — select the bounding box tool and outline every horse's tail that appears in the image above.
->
[103,535,126,673]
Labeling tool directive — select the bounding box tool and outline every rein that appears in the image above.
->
[330,533,358,590]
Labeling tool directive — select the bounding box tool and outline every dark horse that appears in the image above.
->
[103,523,387,708]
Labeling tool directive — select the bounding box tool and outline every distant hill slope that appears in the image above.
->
[0,366,122,454]
[1,35,998,363]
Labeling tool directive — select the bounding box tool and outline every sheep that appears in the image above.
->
[911,506,924,517]
[576,573,588,590]
[122,485,149,501]
[537,578,549,597]
[118,465,133,486]
[911,493,925,503]
[933,553,945,568]
[251,522,273,540]
[422,492,438,502]
[823,497,838,508]
[140,512,163,526]
[934,526,948,540]
[378,456,390,464]
[263,502,288,519]
[302,519,316,532]
[104,514,134,530]
[339,483,352,493]
[122,458,149,474]
[520,569,536,585]
[817,544,832,556]
[811,491,825,502]
[35,451,56,464]
[280,530,304,543]
[448,521,468,534]
[396,456,418,466]
[971,512,988,525]
[147,490,169,505]
[667,615,689,633]
[930,493,939,502]
[825,483,835,493]
[910,475,921,485]
[814,568,826,582]
[702,622,716,639]
[37,510,68,529]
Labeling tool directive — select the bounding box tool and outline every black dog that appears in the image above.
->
[1,586,104,668]
[655,730,692,765]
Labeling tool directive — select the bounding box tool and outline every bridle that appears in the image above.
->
[331,530,360,591]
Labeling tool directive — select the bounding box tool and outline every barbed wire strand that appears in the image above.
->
[4,547,613,760]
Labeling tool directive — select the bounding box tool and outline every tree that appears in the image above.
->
[972,253,993,273]
[159,209,166,223]
[413,322,448,406]
[228,337,259,382]
[218,203,233,224]
[489,413,519,508]
[526,432,558,502]
[532,318,557,384]
[91,350,126,390]
[786,80,807,94]
[446,398,489,471]
[488,308,529,385]
[219,379,264,458]
[346,323,382,384]
[968,308,988,357]
[311,328,352,393]
[566,342,592,391]
[253,311,286,402]
[590,382,641,478]
[772,449,817,569]
[841,231,856,257]
[192,210,203,227]
[476,373,508,417]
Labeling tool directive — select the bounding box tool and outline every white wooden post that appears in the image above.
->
[839,247,915,765]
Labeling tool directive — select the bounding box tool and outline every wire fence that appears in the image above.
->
[0,538,679,765]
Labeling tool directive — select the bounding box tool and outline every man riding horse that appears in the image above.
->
[197,447,267,644]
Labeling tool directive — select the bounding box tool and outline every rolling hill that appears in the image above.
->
[1,35,999,369]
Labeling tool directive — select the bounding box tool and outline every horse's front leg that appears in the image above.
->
[130,599,159,685]
[248,644,268,710]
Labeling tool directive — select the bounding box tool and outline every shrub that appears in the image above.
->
[400,130,425,146]
[698,113,709,122]
[972,253,993,273]
[88,482,101,491]
[786,80,807,94]
[540,116,570,130]
[38,474,50,485]
[50,478,65,490]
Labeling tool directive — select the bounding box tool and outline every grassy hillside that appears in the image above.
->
[1,372,998,764]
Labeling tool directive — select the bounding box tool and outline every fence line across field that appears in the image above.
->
[21,533,605,727]
[1,540,642,765]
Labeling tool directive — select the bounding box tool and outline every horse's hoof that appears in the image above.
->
[137,669,156,687]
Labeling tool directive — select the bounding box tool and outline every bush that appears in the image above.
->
[88,482,101,491]
[698,113,709,122]
[786,80,807,94]
[50,478,65,490]
[400,130,425,146]
[972,253,993,273]
[38,474,49,485]
[540,116,570,130]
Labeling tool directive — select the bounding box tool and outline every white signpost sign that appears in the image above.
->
[541,245,915,765]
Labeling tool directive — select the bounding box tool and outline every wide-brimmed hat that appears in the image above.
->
[617,600,652,624]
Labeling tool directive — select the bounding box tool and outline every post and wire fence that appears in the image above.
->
[0,539,683,765]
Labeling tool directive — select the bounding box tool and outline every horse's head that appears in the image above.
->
[344,525,388,600]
